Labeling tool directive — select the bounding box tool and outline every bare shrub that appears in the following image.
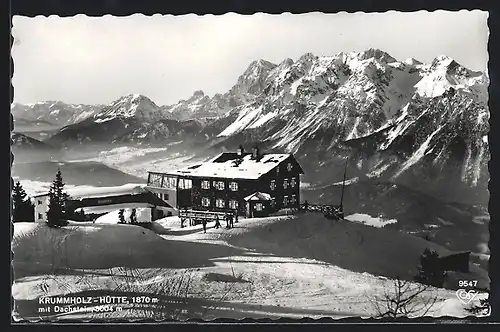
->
[367,277,440,318]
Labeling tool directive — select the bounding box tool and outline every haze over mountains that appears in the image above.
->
[12,48,490,208]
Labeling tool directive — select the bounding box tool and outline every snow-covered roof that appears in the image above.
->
[33,192,50,198]
[32,184,147,199]
[166,153,295,180]
[76,202,153,215]
[244,192,273,201]
[68,184,147,199]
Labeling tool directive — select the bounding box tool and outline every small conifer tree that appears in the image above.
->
[46,169,69,227]
[12,181,34,222]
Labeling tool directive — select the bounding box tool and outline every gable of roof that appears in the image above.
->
[167,152,304,180]
[67,191,172,210]
[244,192,272,201]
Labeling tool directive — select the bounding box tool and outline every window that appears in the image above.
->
[38,213,43,220]
[276,167,280,175]
[216,198,225,208]
[148,173,163,187]
[214,181,225,190]
[163,193,169,200]
[283,196,289,206]
[229,200,238,209]
[37,200,43,205]
[291,194,297,204]
[283,178,289,189]
[291,177,296,187]
[201,197,211,207]
[255,203,263,211]
[178,178,192,189]
[201,180,210,189]
[271,198,276,207]
[162,176,177,188]
[229,182,238,191]
[287,162,293,172]
[270,180,276,191]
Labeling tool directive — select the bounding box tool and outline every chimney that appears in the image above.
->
[237,145,245,156]
[252,145,260,160]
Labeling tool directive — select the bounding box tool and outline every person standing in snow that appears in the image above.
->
[202,218,207,233]
[229,213,234,228]
[225,213,230,229]
[215,215,221,229]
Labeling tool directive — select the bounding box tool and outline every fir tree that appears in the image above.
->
[12,181,34,222]
[46,169,69,227]
[414,248,448,287]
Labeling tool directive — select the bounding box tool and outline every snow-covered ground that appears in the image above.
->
[345,213,398,228]
[12,214,488,321]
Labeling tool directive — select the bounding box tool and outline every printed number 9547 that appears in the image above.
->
[458,280,478,288]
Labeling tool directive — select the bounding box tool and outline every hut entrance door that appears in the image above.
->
[246,202,252,218]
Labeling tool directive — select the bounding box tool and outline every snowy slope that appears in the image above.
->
[12,216,487,320]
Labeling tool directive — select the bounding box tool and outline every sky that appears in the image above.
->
[11,10,489,106]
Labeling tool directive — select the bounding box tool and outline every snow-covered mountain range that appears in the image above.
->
[197,49,489,205]
[12,48,489,205]
[43,94,205,146]
[12,101,104,128]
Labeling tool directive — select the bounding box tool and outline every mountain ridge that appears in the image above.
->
[12,50,488,126]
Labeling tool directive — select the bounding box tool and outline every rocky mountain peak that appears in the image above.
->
[431,55,455,68]
[192,90,205,97]
[403,57,423,66]
[279,58,294,67]
[95,94,163,122]
[359,48,397,63]
[298,53,318,63]
[229,59,277,97]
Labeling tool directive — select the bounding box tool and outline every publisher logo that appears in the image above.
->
[456,289,478,305]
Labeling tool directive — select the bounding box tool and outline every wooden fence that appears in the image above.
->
[179,209,235,227]
[177,202,344,227]
[299,202,345,220]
